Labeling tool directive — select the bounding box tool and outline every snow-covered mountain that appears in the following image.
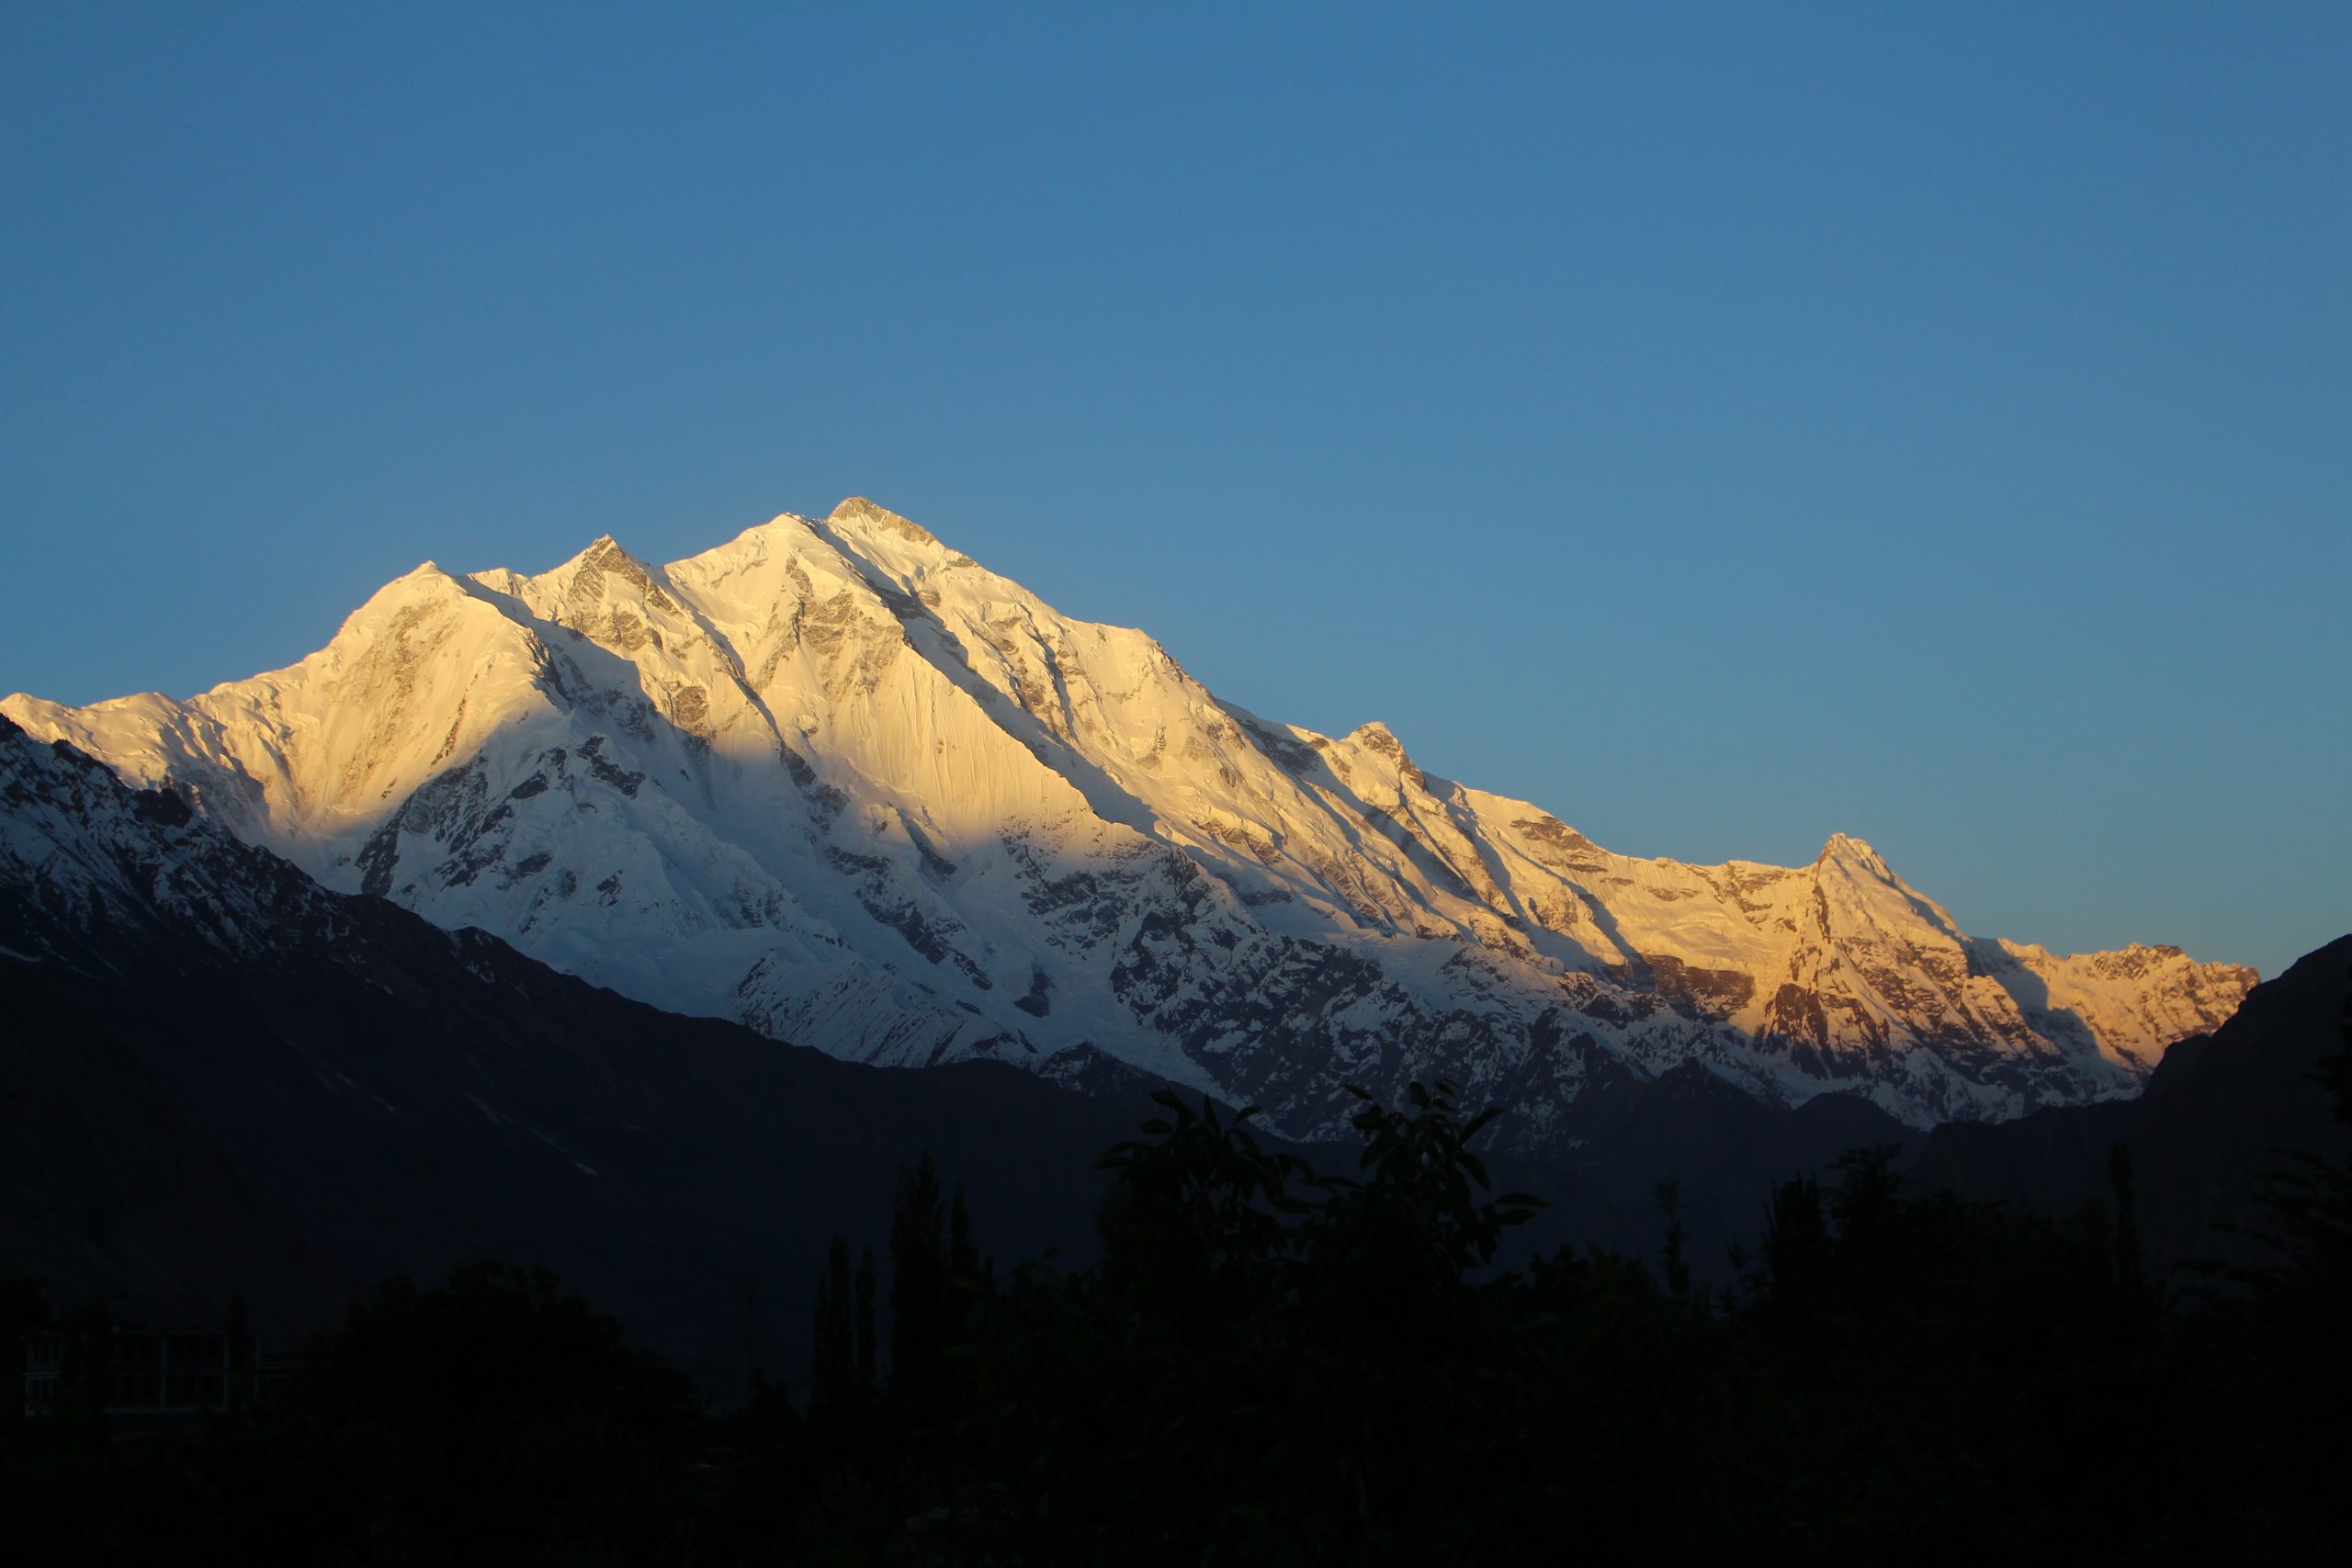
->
[3,498,2255,1141]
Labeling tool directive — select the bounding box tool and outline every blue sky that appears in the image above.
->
[4,3,2345,976]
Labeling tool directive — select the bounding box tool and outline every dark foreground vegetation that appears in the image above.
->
[9,1026,2352,1568]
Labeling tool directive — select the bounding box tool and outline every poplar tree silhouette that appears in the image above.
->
[853,1247,877,1392]
[888,1152,947,1400]
[1654,1177,1692,1301]
[809,1235,854,1410]
[945,1181,987,1341]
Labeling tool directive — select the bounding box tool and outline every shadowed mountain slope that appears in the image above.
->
[1911,934,2352,1270]
[0,964,353,1336]
[1,713,1158,1378]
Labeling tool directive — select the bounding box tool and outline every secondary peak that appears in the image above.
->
[1346,720,1423,777]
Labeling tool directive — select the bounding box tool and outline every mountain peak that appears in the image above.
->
[1819,831,1882,863]
[828,496,940,548]
[1346,719,1412,763]
[539,533,681,609]
[346,558,469,619]
[1815,833,1901,886]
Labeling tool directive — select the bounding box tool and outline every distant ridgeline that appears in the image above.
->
[4,497,2253,1144]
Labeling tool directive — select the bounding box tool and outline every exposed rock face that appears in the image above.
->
[2,502,2256,1141]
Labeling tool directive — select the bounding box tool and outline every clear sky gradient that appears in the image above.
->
[4,3,2345,976]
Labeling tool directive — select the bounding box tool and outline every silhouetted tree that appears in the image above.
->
[889,1152,948,1400]
[854,1247,877,1392]
[810,1234,854,1410]
[256,1263,697,1560]
[2108,1142,2148,1325]
[1655,1177,1692,1300]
